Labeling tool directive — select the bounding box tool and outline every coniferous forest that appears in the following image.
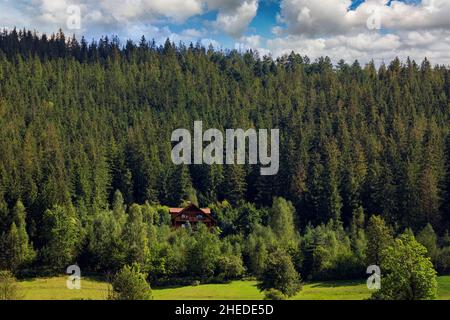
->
[0,29,449,295]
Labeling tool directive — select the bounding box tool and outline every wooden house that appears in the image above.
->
[169,203,216,229]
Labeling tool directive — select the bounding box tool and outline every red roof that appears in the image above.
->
[169,205,211,215]
[169,208,184,214]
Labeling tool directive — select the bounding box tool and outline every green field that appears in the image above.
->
[152,279,370,300]
[16,276,450,300]
[19,276,110,300]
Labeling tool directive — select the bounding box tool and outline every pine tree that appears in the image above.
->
[417,224,438,263]
[112,190,127,226]
[11,201,35,270]
[222,165,247,205]
[323,139,343,223]
[366,215,394,266]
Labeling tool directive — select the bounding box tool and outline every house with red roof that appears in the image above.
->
[169,203,216,229]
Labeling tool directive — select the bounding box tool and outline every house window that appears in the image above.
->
[196,214,204,220]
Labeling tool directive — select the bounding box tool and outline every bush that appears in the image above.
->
[0,270,22,300]
[216,255,245,280]
[109,264,152,300]
[263,289,287,300]
[257,248,301,297]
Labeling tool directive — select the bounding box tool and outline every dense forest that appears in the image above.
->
[0,29,449,284]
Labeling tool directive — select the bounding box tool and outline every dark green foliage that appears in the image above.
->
[257,248,302,297]
[263,288,287,300]
[0,30,448,230]
[300,221,361,280]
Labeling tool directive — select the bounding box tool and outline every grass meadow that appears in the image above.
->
[16,276,450,300]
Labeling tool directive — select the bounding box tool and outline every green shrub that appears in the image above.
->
[0,270,22,300]
[257,248,301,297]
[109,264,152,300]
[263,289,287,300]
[216,255,245,280]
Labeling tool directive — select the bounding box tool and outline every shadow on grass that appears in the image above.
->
[306,279,365,288]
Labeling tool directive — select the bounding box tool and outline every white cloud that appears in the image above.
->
[235,34,272,57]
[238,34,262,48]
[99,0,204,24]
[260,0,450,65]
[1,0,258,39]
[278,0,358,36]
[213,0,259,37]
[276,0,450,36]
[200,38,221,48]
[265,29,450,65]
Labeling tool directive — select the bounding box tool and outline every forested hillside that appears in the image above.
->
[0,29,449,282]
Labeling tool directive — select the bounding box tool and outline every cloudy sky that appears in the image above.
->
[1,0,449,65]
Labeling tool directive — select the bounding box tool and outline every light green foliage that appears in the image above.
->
[109,264,152,300]
[244,225,277,275]
[112,190,127,226]
[269,197,298,246]
[301,221,360,280]
[186,224,221,278]
[372,233,438,300]
[88,209,126,272]
[366,215,393,266]
[0,201,35,272]
[215,255,245,280]
[41,204,81,271]
[0,270,22,300]
[350,207,367,268]
[123,204,149,266]
[417,223,438,263]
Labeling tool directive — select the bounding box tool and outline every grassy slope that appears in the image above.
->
[437,276,450,300]
[17,276,450,300]
[19,276,109,300]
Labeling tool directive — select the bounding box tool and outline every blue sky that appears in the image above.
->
[0,0,448,65]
